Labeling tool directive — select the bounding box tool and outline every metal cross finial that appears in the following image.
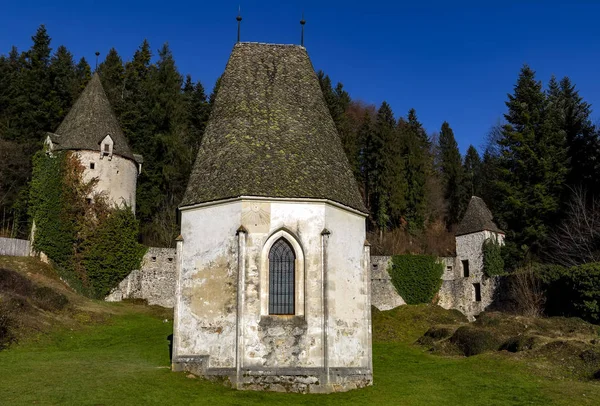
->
[95,51,100,71]
[237,6,242,43]
[300,12,306,47]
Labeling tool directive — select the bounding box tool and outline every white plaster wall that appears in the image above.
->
[175,198,371,372]
[175,201,241,367]
[241,201,326,369]
[325,204,370,368]
[75,150,138,211]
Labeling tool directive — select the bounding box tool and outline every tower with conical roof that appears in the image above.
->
[172,42,372,393]
[45,73,142,211]
[438,196,505,319]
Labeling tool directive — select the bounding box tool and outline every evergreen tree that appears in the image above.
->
[438,121,466,227]
[48,45,76,122]
[74,57,91,97]
[463,145,482,198]
[496,65,568,261]
[182,74,210,158]
[368,102,395,231]
[358,110,375,208]
[554,76,600,195]
[98,48,125,114]
[400,109,430,231]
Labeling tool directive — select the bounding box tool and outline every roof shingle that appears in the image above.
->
[180,42,366,213]
[456,196,504,236]
[51,73,134,160]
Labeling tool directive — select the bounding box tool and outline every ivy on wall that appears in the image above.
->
[483,238,505,277]
[389,254,444,304]
[29,150,146,298]
[83,208,146,298]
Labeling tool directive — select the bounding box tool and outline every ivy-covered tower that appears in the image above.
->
[44,73,142,211]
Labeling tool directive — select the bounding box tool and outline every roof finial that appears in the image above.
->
[300,12,306,47]
[95,51,100,71]
[236,6,242,43]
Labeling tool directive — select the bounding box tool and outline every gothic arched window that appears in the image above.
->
[268,238,296,315]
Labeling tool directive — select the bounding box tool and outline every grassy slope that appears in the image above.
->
[1,257,599,405]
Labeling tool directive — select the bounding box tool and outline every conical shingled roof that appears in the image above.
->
[455,196,504,236]
[180,42,367,213]
[51,73,134,160]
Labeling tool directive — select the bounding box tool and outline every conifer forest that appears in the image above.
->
[1,25,599,273]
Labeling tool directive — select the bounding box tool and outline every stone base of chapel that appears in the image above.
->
[172,357,372,394]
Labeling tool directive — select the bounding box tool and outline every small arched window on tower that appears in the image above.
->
[100,134,114,160]
[268,238,295,315]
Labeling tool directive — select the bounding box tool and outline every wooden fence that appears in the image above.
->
[0,237,30,257]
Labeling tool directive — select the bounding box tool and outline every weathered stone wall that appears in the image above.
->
[76,150,138,211]
[0,237,30,257]
[369,230,504,320]
[172,198,372,393]
[371,256,405,310]
[106,247,176,307]
[437,230,504,320]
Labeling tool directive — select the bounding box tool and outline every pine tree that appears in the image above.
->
[74,57,91,97]
[365,102,393,231]
[20,25,53,142]
[121,39,153,151]
[496,65,568,260]
[554,76,599,195]
[400,109,430,231]
[463,145,482,198]
[48,45,76,123]
[358,110,375,208]
[98,48,125,114]
[182,74,210,158]
[438,121,466,227]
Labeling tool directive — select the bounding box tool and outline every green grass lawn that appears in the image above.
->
[1,307,599,405]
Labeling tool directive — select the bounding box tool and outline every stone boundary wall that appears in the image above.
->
[0,237,30,257]
[370,256,405,310]
[106,247,176,307]
[370,255,495,320]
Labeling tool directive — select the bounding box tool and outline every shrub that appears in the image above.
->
[0,268,34,296]
[418,326,454,346]
[389,254,443,304]
[539,262,600,323]
[450,326,500,356]
[483,237,505,277]
[33,287,69,312]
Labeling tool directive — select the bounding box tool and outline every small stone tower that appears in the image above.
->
[45,73,142,211]
[439,196,504,319]
[173,43,372,393]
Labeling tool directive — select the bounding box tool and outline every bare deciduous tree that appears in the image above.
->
[547,188,600,267]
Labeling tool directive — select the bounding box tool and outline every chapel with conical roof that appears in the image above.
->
[45,73,142,210]
[172,42,373,393]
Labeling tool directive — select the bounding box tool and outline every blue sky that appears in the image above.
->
[2,1,599,153]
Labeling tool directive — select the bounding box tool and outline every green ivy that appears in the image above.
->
[29,151,75,272]
[29,151,145,298]
[389,254,443,304]
[83,208,147,298]
[483,237,505,277]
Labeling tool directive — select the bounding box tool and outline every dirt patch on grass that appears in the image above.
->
[409,309,600,381]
